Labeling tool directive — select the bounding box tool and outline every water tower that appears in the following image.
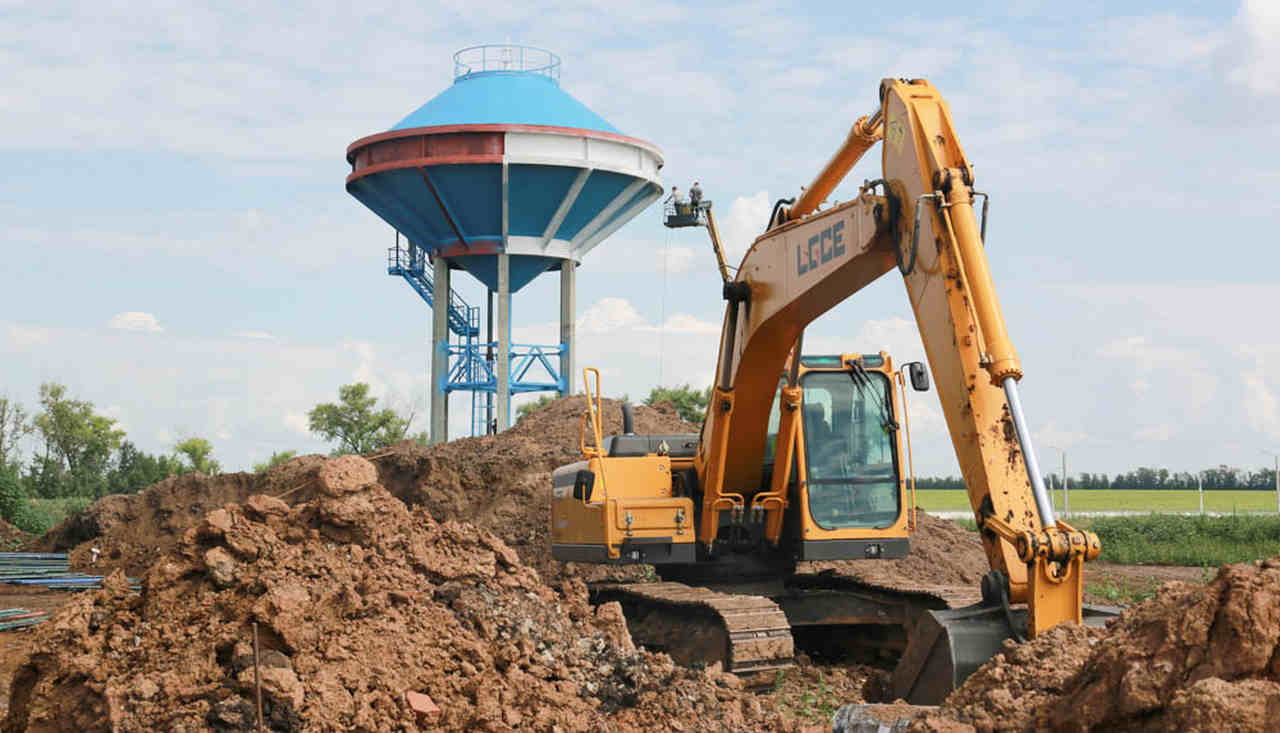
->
[346,45,664,442]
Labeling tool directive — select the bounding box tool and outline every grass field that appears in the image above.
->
[915,489,1280,515]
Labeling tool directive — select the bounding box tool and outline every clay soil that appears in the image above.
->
[4,458,818,732]
[32,396,693,583]
[804,511,989,593]
[14,394,1275,730]
[0,521,29,552]
[914,557,1280,732]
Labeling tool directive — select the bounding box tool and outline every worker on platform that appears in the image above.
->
[689,181,703,209]
[664,185,689,215]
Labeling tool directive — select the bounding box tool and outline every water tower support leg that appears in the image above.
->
[430,256,451,444]
[559,259,575,396]
[496,254,511,432]
[486,289,494,433]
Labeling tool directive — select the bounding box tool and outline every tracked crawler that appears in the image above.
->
[551,79,1115,702]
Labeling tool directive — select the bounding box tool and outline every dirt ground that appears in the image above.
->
[8,395,1278,730]
[0,588,69,719]
[913,557,1280,732]
[0,521,30,552]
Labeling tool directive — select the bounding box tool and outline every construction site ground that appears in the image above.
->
[1,396,1276,730]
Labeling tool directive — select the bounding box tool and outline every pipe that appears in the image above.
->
[787,113,883,221]
[1002,377,1056,527]
[621,403,635,435]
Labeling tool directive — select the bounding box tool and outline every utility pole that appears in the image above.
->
[1264,451,1280,515]
[1048,446,1067,519]
[1197,472,1204,514]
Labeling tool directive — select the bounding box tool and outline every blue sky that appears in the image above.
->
[2,1,1278,476]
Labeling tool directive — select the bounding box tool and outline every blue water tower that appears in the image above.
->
[346,46,664,441]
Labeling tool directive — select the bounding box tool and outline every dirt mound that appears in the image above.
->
[368,397,696,583]
[5,457,799,732]
[507,395,697,468]
[34,396,694,581]
[804,512,988,590]
[0,518,30,551]
[30,455,330,575]
[916,557,1280,732]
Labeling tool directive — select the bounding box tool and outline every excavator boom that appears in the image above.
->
[690,78,1105,698]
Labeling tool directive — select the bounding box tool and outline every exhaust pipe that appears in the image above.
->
[621,403,635,435]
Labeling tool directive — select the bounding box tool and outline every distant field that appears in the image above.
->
[914,489,1280,515]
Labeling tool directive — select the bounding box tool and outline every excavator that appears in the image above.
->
[550,78,1113,703]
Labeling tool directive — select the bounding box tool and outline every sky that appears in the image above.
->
[2,0,1278,477]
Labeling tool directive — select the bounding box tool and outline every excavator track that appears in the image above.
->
[594,574,985,684]
[591,582,794,675]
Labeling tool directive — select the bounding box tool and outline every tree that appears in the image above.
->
[0,396,33,470]
[516,395,555,420]
[0,461,26,526]
[174,437,221,475]
[308,383,411,455]
[107,441,182,494]
[30,382,124,498]
[252,450,298,473]
[644,384,711,424]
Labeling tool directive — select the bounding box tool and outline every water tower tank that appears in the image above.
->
[345,46,664,441]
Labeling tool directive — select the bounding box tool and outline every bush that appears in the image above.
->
[0,463,25,524]
[1089,514,1280,566]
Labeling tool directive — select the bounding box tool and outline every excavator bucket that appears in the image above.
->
[892,604,1121,705]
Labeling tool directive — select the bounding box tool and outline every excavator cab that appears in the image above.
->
[765,352,923,561]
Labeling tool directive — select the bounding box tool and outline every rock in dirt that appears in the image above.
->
[4,461,804,732]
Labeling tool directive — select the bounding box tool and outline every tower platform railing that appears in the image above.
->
[453,45,560,83]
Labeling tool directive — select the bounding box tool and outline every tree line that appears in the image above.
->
[916,465,1280,491]
[0,381,422,532]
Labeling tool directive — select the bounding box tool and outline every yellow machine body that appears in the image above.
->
[551,355,920,566]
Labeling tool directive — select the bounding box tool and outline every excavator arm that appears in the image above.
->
[694,79,1100,644]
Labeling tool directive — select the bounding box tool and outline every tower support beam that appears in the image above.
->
[560,259,575,396]
[430,256,450,444]
[496,253,511,431]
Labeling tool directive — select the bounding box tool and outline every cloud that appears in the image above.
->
[717,191,773,262]
[657,246,696,275]
[577,297,643,333]
[237,330,274,340]
[1231,0,1280,94]
[283,413,311,437]
[4,324,54,349]
[108,312,164,333]
[641,313,720,336]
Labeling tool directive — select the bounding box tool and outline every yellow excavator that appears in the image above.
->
[550,78,1113,703]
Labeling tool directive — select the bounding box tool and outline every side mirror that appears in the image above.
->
[572,470,595,501]
[907,362,930,392]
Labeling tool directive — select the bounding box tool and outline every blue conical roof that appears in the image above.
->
[391,72,621,134]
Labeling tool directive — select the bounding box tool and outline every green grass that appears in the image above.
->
[915,489,1280,514]
[16,496,94,535]
[946,512,1280,568]
[1088,514,1280,566]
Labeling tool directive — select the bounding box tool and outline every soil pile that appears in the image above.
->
[0,518,30,551]
[364,397,696,583]
[506,395,696,468]
[5,456,797,732]
[35,396,694,581]
[804,512,988,591]
[30,455,330,575]
[915,557,1280,732]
